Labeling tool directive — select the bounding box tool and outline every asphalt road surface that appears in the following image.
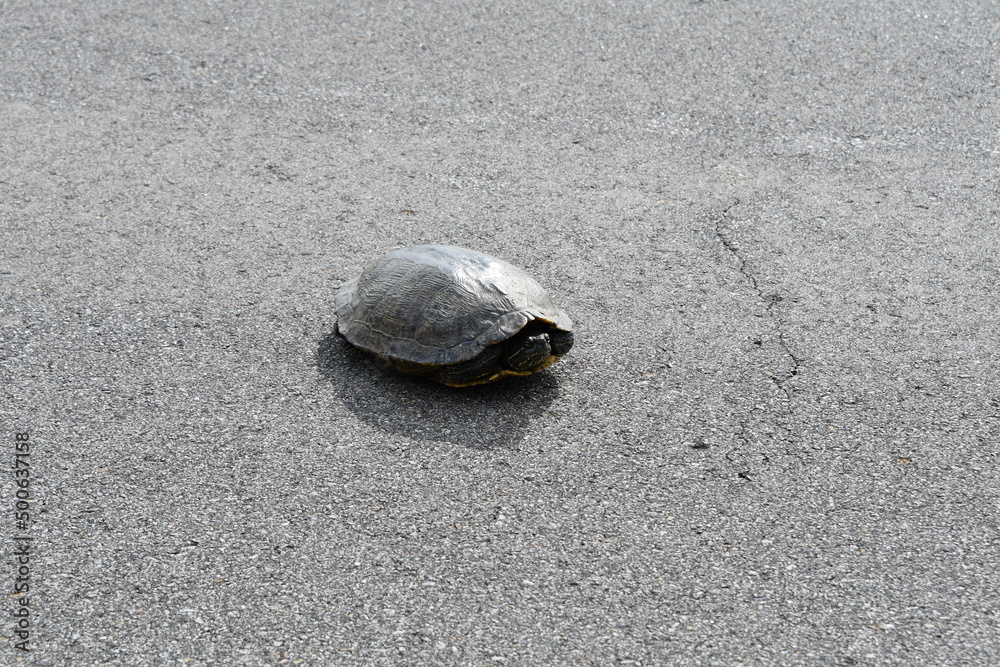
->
[2,1,998,664]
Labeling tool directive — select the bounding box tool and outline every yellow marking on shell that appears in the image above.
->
[438,355,561,388]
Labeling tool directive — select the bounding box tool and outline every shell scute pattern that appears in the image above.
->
[335,245,573,386]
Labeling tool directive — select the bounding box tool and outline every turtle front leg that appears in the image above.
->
[548,330,574,356]
[434,344,506,387]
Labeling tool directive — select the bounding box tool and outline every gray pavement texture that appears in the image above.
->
[1,0,998,665]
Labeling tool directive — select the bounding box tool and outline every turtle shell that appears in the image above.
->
[335,245,572,367]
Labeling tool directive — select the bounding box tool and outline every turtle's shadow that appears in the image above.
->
[316,331,561,449]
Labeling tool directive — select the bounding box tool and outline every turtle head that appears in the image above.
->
[502,323,574,373]
[434,321,574,386]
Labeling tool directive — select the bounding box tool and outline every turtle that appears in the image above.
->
[334,245,574,387]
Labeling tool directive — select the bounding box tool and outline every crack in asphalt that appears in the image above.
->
[713,197,803,414]
[711,197,806,473]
